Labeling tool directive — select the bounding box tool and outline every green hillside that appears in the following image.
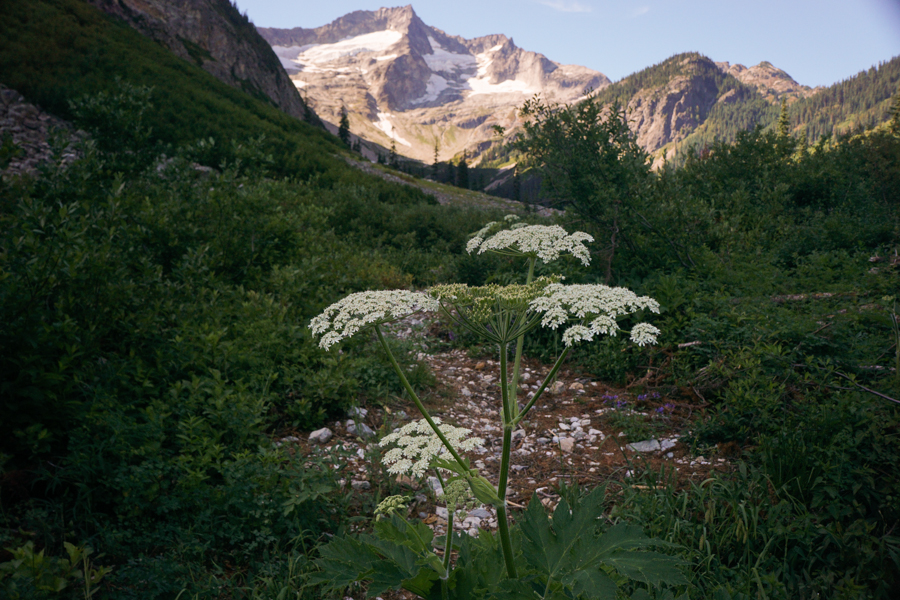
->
[788,55,900,139]
[1,2,898,598]
[0,0,342,180]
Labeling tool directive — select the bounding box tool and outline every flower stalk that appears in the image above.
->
[309,216,661,594]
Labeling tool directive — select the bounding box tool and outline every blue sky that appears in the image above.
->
[235,0,900,87]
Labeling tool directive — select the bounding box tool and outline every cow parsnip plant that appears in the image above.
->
[309,217,684,599]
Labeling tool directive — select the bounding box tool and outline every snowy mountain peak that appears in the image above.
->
[257,6,610,162]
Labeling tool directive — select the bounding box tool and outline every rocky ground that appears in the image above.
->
[289,313,731,599]
[0,85,82,180]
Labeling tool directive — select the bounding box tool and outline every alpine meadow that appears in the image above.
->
[1,1,898,599]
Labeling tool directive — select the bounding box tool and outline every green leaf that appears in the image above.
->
[374,514,434,555]
[519,486,607,580]
[447,530,506,599]
[604,551,688,587]
[492,578,540,600]
[594,523,655,556]
[562,568,618,600]
[310,536,376,592]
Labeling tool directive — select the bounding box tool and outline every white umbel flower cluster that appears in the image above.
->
[530,283,661,347]
[379,418,483,478]
[467,224,594,266]
[309,290,438,350]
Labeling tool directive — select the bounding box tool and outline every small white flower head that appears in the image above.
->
[467,223,594,267]
[530,283,660,347]
[379,418,483,479]
[630,322,661,347]
[375,495,409,520]
[309,290,439,350]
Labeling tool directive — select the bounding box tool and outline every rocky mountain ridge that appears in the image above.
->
[258,5,609,163]
[85,0,310,120]
[716,60,821,102]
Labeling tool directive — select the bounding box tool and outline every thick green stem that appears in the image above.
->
[495,503,518,578]
[513,346,572,428]
[375,326,468,469]
[498,342,513,497]
[443,510,454,572]
[509,257,536,421]
[495,341,518,578]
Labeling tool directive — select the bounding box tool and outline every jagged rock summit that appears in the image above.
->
[86,0,310,120]
[258,5,610,162]
[716,60,821,102]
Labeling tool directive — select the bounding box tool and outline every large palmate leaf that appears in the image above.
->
[310,535,379,593]
[594,524,688,587]
[312,516,443,599]
[519,486,608,583]
[374,514,435,555]
[444,530,509,599]
[518,486,686,599]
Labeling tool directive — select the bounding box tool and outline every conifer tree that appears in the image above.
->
[513,163,521,203]
[338,105,351,146]
[890,89,900,135]
[432,140,440,179]
[388,140,398,168]
[777,97,790,138]
[457,150,469,189]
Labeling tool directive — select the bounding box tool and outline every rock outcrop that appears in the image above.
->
[85,0,310,120]
[626,56,725,154]
[1,85,81,180]
[716,60,821,102]
[258,5,609,163]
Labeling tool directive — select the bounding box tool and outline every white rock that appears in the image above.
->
[427,476,444,496]
[559,438,575,453]
[627,439,661,452]
[660,438,678,452]
[461,387,472,397]
[351,480,371,490]
[308,427,333,444]
[347,421,375,439]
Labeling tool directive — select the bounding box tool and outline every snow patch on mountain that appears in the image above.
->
[373,112,412,146]
[274,30,403,71]
[273,44,317,72]
[411,74,450,105]
[466,48,540,96]
[423,37,477,75]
